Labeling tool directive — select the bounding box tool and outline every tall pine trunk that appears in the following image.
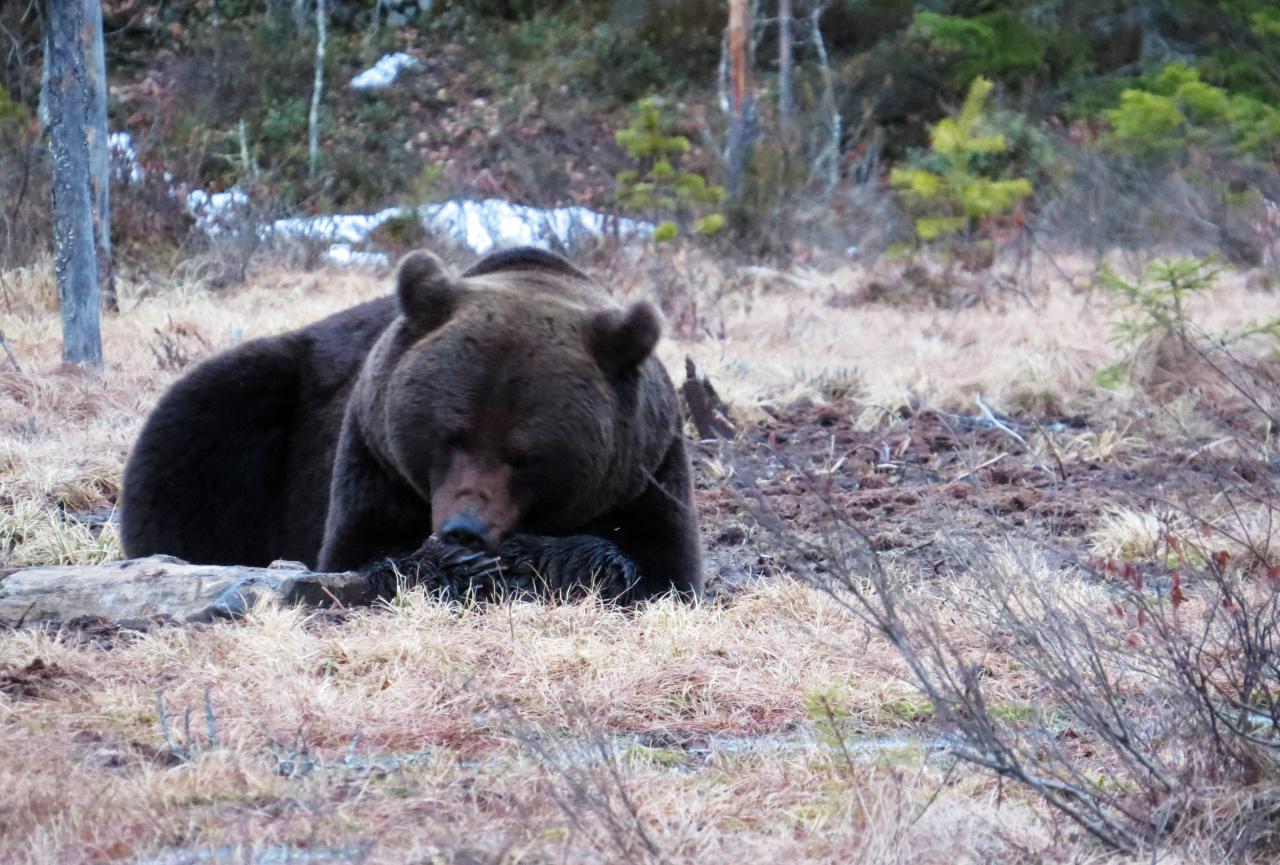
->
[724,0,757,205]
[41,0,103,369]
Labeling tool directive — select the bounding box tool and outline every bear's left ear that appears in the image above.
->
[589,301,661,375]
[397,250,461,333]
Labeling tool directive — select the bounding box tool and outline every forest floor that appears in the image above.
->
[1,248,1279,864]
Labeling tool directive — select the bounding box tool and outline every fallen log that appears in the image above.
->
[0,535,642,629]
[0,556,386,628]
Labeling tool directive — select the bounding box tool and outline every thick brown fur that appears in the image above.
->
[120,248,702,600]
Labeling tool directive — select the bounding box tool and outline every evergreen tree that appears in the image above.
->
[615,96,725,241]
[890,77,1032,244]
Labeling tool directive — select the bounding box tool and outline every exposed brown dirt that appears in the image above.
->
[0,657,82,699]
[694,397,1280,595]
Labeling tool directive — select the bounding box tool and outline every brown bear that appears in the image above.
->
[120,247,702,601]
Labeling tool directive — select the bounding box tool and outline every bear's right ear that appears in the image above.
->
[589,301,662,376]
[396,250,461,333]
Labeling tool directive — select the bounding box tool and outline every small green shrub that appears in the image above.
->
[1100,256,1223,354]
[572,26,669,104]
[1095,256,1280,387]
[615,96,724,242]
[889,77,1032,245]
[0,83,24,123]
[802,686,852,752]
[1104,63,1280,158]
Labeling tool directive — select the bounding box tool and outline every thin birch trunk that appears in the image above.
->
[308,0,326,181]
[778,0,794,134]
[811,4,842,193]
[84,0,115,311]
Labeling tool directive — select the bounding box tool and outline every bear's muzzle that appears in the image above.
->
[431,455,518,553]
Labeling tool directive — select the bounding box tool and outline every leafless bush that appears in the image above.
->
[109,135,193,256]
[149,317,213,372]
[0,124,50,272]
[751,489,1279,855]
[740,346,1280,858]
[1034,133,1280,267]
[526,743,669,864]
[498,700,671,865]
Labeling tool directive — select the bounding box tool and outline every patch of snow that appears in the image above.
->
[350,53,422,91]
[180,191,650,267]
[185,188,252,234]
[263,199,651,262]
[325,243,391,268]
[111,128,647,265]
[108,132,145,184]
[270,207,406,244]
[383,0,433,27]
[420,199,651,254]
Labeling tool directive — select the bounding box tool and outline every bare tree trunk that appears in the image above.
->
[777,0,794,134]
[810,4,841,193]
[308,0,326,181]
[724,0,757,204]
[41,0,103,369]
[38,38,50,130]
[84,0,115,312]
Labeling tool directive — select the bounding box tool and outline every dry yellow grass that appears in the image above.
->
[4,249,1277,570]
[3,251,1279,863]
[0,581,1058,865]
[673,253,1280,413]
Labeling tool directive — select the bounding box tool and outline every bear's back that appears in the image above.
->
[121,295,401,567]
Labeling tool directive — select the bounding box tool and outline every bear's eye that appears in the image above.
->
[507,452,532,471]
[441,431,468,451]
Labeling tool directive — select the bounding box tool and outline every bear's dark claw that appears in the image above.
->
[493,535,642,602]
[358,535,642,603]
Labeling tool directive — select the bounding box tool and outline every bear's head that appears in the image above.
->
[366,249,673,552]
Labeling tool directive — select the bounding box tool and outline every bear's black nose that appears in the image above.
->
[439,514,490,551]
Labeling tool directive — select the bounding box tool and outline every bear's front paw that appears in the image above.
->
[494,535,641,601]
[358,535,641,603]
[359,538,504,600]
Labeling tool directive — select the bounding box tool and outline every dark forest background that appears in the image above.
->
[2,0,1279,279]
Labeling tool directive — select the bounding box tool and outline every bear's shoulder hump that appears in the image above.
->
[462,247,589,281]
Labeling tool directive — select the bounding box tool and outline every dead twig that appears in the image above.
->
[1029,417,1068,480]
[952,452,1009,483]
[0,330,20,372]
[975,393,1056,481]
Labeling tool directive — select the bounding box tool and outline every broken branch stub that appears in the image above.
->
[681,356,735,441]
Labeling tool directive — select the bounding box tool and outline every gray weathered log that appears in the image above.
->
[0,536,643,629]
[0,557,381,627]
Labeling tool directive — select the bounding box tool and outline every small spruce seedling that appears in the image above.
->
[615,96,725,243]
[890,77,1032,246]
